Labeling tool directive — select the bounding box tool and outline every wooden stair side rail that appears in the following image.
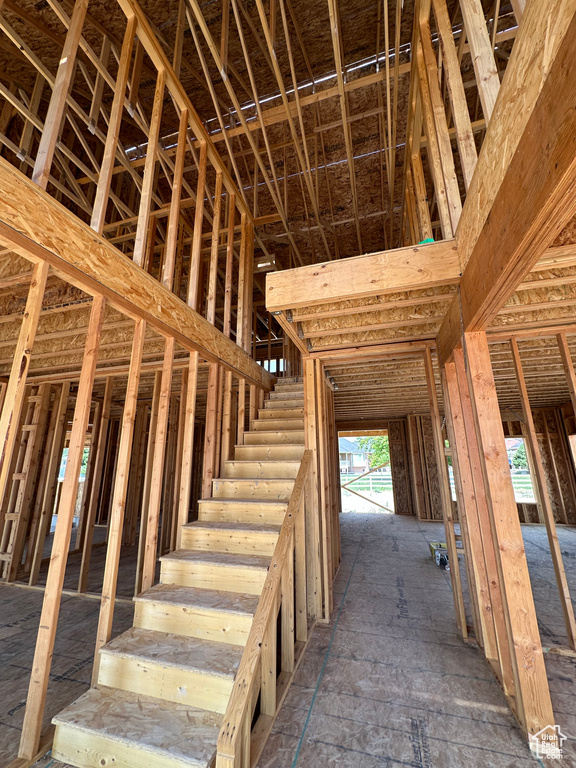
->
[216,450,312,768]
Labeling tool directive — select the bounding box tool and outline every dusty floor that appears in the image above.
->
[0,529,137,766]
[257,512,576,768]
[1,513,575,767]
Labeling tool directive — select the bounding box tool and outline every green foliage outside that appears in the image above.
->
[58,446,90,482]
[511,442,528,470]
[357,435,390,468]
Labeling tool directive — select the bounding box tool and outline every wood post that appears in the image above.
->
[133,69,166,268]
[0,261,49,511]
[315,361,332,618]
[162,107,188,289]
[169,368,188,551]
[452,347,515,693]
[281,532,295,673]
[29,383,70,585]
[188,141,208,310]
[135,370,162,594]
[458,0,500,122]
[19,294,106,760]
[78,377,114,592]
[303,356,322,619]
[141,336,175,593]
[463,331,554,736]
[423,347,467,636]
[32,0,89,189]
[202,362,220,499]
[90,17,136,233]
[93,319,145,683]
[176,351,199,547]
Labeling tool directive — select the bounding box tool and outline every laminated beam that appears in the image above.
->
[438,1,576,364]
[0,158,273,389]
[266,239,460,312]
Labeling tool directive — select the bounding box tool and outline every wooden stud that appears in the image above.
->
[188,142,208,311]
[423,347,467,636]
[18,294,105,761]
[77,377,114,592]
[202,362,220,499]
[162,107,188,290]
[0,262,49,510]
[133,69,166,268]
[28,383,70,585]
[90,17,136,233]
[93,319,145,683]
[303,357,322,618]
[141,336,175,593]
[510,339,576,649]
[443,361,498,657]
[32,0,89,189]
[459,0,500,122]
[176,351,199,546]
[135,370,162,594]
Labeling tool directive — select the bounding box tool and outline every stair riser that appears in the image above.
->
[243,431,305,445]
[268,391,304,400]
[98,652,234,714]
[53,728,195,768]
[212,478,294,500]
[258,408,304,419]
[272,382,303,391]
[233,445,305,461]
[180,527,278,556]
[133,601,251,646]
[264,398,304,410]
[160,561,266,595]
[198,500,287,525]
[222,461,300,479]
[250,419,304,431]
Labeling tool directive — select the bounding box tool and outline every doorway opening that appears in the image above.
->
[338,429,394,513]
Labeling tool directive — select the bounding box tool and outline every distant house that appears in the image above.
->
[339,438,369,474]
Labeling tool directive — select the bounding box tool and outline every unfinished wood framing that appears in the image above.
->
[1,0,576,764]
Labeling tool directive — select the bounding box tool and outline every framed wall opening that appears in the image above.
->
[338,429,394,514]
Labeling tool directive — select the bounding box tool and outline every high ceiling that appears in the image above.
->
[0,0,521,269]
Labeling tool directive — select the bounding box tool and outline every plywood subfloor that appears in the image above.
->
[0,529,140,766]
[256,513,576,767]
[3,514,575,767]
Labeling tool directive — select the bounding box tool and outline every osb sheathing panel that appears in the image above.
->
[302,299,451,337]
[311,320,440,349]
[507,410,576,526]
[388,419,412,516]
[420,415,443,521]
[293,284,457,319]
[537,435,566,524]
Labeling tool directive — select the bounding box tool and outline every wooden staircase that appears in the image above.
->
[52,377,306,768]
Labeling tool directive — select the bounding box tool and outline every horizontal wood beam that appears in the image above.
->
[0,158,273,389]
[437,1,576,364]
[266,240,460,312]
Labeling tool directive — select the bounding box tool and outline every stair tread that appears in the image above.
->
[224,459,301,465]
[214,477,295,483]
[102,627,242,678]
[53,686,221,766]
[245,429,305,434]
[161,549,271,570]
[134,583,259,615]
[200,496,289,506]
[183,520,281,533]
[258,416,303,421]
